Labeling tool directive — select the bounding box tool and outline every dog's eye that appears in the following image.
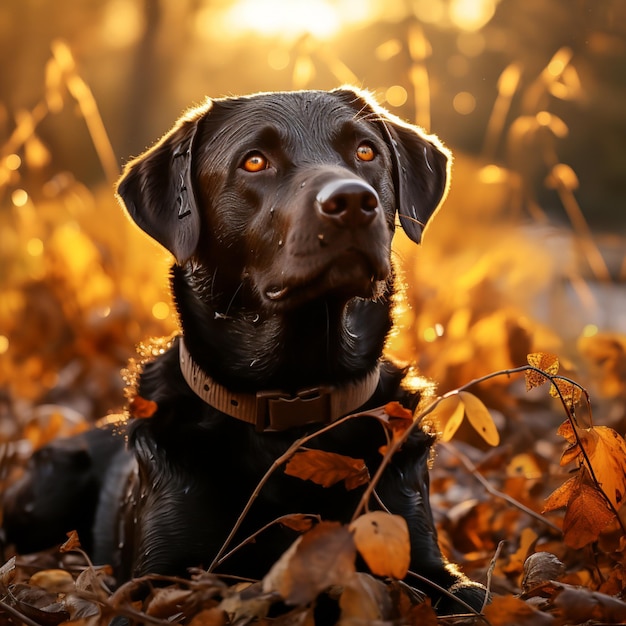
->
[356,142,376,162]
[242,152,269,172]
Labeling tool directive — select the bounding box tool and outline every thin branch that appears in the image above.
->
[443,442,561,533]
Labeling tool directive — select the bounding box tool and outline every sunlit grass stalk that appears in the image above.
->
[51,41,119,187]
[483,63,521,160]
[408,24,431,131]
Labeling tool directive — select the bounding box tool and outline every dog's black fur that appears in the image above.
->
[3,87,486,613]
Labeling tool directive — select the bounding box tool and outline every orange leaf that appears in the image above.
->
[384,401,413,421]
[526,352,560,391]
[350,512,410,579]
[129,395,158,419]
[459,391,500,446]
[284,450,370,491]
[484,595,554,625]
[60,530,81,553]
[583,426,626,509]
[556,420,576,444]
[543,475,578,513]
[562,481,615,549]
[262,521,356,605]
[278,514,318,533]
[549,378,583,407]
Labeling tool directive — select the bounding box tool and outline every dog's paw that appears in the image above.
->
[436,580,489,615]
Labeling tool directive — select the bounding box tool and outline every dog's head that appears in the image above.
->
[117,87,449,312]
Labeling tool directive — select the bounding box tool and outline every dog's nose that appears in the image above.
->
[316,179,379,228]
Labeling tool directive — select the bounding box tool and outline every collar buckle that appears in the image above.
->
[255,386,334,432]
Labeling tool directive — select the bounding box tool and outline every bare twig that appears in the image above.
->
[442,442,561,533]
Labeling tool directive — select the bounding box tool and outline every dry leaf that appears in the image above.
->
[339,572,391,622]
[557,424,626,509]
[146,587,194,617]
[521,553,565,593]
[549,378,583,407]
[484,595,555,625]
[60,530,81,552]
[188,608,227,626]
[349,512,410,579]
[384,401,413,421]
[129,395,158,419]
[278,514,318,533]
[262,522,356,605]
[543,474,578,513]
[525,352,559,391]
[459,391,500,446]
[284,449,370,491]
[562,481,615,549]
[552,584,626,622]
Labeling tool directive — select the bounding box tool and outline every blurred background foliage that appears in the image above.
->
[0,0,625,437]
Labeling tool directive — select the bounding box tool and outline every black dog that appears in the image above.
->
[4,87,485,613]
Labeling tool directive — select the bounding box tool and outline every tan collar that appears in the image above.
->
[179,339,380,432]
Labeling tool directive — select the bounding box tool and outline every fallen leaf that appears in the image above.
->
[29,569,75,594]
[339,572,390,622]
[188,608,227,626]
[263,521,356,606]
[521,552,565,593]
[284,449,370,491]
[484,595,555,625]
[349,512,410,579]
[552,584,626,622]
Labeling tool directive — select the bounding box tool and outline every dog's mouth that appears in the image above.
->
[262,250,389,305]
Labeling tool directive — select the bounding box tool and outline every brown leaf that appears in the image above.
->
[60,530,82,552]
[188,608,227,626]
[339,572,391,622]
[146,587,193,617]
[543,473,578,513]
[284,449,369,491]
[349,512,410,579]
[484,595,555,625]
[562,481,614,548]
[521,553,565,593]
[262,521,356,606]
[129,395,158,419]
[552,584,626,622]
[278,514,318,533]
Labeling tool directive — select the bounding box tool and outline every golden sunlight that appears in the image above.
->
[221,0,341,39]
[449,0,498,31]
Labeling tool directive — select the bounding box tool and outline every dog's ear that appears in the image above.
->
[335,87,450,244]
[116,106,208,263]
